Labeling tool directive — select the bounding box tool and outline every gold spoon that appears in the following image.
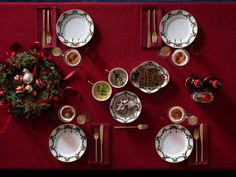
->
[194,128,199,162]
[93,128,99,162]
[114,124,149,130]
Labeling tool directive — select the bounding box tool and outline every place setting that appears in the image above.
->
[156,9,199,69]
[154,105,209,165]
[35,7,97,164]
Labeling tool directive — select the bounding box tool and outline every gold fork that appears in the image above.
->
[151,9,158,44]
[46,9,52,45]
[193,128,199,162]
[93,128,99,162]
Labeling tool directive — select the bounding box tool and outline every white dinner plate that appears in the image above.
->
[49,124,87,162]
[155,124,193,163]
[109,91,142,123]
[159,10,198,48]
[56,9,94,48]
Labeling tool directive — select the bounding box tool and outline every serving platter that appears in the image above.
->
[130,61,169,93]
[109,91,142,123]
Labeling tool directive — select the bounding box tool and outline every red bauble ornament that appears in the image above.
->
[30,90,37,97]
[14,74,23,84]
[15,85,26,93]
[35,78,46,89]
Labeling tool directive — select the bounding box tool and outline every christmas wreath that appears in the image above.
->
[0,43,63,119]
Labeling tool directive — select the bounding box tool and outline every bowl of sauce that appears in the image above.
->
[168,106,186,124]
[64,49,82,67]
[58,105,77,123]
[171,49,190,66]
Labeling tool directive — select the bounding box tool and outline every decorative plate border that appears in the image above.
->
[155,124,193,163]
[159,10,198,48]
[49,124,87,162]
[130,61,169,93]
[109,91,142,123]
[56,9,94,48]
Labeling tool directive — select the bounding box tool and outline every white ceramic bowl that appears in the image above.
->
[108,67,128,88]
[171,49,190,66]
[64,49,82,67]
[91,81,112,101]
[58,105,77,123]
[168,105,186,124]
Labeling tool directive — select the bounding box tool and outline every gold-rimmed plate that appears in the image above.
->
[159,10,198,48]
[49,124,87,162]
[56,9,94,48]
[155,124,194,163]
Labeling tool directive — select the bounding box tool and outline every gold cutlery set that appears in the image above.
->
[93,124,104,163]
[42,9,52,48]
[147,9,158,48]
[193,123,204,163]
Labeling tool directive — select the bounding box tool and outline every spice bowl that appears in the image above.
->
[58,105,77,123]
[64,49,82,67]
[107,67,128,88]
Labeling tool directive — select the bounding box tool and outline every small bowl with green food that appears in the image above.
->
[91,81,112,101]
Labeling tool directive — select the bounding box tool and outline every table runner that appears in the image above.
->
[0,2,236,170]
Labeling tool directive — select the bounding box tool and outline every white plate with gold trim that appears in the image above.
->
[159,10,198,48]
[155,124,193,163]
[56,9,94,48]
[49,124,87,162]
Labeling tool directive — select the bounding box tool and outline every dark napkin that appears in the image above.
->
[88,123,111,166]
[140,7,162,49]
[187,123,209,165]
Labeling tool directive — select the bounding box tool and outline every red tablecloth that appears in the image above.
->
[0,2,236,170]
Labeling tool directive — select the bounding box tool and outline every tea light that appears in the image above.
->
[58,105,76,123]
[188,115,198,126]
[158,46,172,58]
[51,47,62,57]
[76,114,87,125]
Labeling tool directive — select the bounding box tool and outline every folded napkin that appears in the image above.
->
[35,7,57,48]
[140,7,162,49]
[187,123,209,165]
[88,123,111,166]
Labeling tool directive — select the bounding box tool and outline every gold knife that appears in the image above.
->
[99,124,104,163]
[199,123,204,162]
[42,9,46,48]
[147,9,151,48]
